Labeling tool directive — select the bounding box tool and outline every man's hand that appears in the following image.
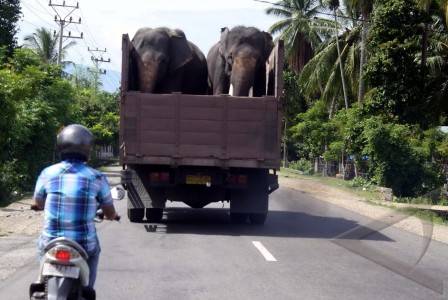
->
[101,204,119,221]
[30,203,43,211]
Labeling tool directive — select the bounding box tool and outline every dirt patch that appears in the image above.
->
[0,198,43,237]
[279,175,448,245]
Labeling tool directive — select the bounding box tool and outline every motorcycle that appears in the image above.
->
[29,186,125,300]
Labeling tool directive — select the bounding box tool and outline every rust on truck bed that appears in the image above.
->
[120,34,284,169]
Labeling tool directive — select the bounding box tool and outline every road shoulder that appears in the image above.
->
[279,174,448,245]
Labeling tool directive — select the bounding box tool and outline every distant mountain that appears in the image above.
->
[64,64,121,93]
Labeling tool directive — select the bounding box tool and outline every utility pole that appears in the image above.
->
[88,47,111,96]
[49,0,83,65]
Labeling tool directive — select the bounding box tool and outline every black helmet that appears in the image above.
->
[57,124,94,161]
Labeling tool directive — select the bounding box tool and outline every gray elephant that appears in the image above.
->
[131,27,208,94]
[207,26,274,97]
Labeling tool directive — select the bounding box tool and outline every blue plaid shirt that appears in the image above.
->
[34,160,113,255]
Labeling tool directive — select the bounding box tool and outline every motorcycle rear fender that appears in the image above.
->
[37,251,90,287]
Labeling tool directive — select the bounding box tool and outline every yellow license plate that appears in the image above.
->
[186,175,211,185]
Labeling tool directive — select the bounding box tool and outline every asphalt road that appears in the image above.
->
[1,169,448,299]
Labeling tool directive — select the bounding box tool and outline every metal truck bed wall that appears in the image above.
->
[120,34,284,169]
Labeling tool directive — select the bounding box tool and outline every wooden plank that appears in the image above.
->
[120,91,281,168]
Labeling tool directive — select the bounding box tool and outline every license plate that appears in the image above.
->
[42,263,80,279]
[186,175,211,185]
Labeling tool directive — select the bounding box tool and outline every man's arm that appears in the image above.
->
[31,172,47,211]
[97,174,120,220]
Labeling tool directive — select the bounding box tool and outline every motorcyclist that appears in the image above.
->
[31,124,119,289]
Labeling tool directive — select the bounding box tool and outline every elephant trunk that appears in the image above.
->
[138,54,159,93]
[229,55,257,97]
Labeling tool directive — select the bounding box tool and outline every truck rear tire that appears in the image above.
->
[249,213,267,225]
[146,208,163,223]
[128,208,144,223]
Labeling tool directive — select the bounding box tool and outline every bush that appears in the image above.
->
[289,159,314,175]
[362,117,444,197]
[349,177,372,190]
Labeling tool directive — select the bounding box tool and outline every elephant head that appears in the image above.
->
[219,26,273,97]
[132,27,194,93]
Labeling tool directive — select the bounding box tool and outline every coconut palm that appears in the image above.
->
[266,0,335,73]
[24,27,76,64]
[344,0,373,104]
[299,27,361,115]
[325,0,349,109]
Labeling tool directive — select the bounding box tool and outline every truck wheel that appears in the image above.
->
[146,208,163,223]
[128,208,144,223]
[230,213,247,224]
[249,213,267,225]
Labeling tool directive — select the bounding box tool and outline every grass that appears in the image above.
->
[279,168,381,202]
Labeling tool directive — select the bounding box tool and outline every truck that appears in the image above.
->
[119,34,284,224]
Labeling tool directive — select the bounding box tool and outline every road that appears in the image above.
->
[0,168,448,299]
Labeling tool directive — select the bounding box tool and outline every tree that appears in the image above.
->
[364,0,431,126]
[0,48,76,198]
[24,27,76,64]
[326,0,349,109]
[0,0,21,57]
[266,0,334,73]
[344,0,373,104]
[299,27,361,112]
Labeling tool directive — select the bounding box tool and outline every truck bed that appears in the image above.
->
[119,34,284,170]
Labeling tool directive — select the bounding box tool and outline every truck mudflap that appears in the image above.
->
[268,173,279,194]
[121,169,145,210]
[121,168,166,222]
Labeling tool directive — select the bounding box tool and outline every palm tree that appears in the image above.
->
[443,0,448,27]
[344,0,373,104]
[299,27,361,114]
[326,0,349,109]
[266,0,334,73]
[24,27,76,64]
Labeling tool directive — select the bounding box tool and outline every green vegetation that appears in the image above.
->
[269,0,448,201]
[0,18,119,204]
[0,0,21,57]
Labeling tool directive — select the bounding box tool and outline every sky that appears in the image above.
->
[18,0,278,81]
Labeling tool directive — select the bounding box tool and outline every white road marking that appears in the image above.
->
[252,241,277,262]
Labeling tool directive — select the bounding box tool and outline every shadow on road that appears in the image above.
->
[142,207,393,241]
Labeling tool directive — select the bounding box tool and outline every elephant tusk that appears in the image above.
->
[249,86,254,97]
[229,84,234,96]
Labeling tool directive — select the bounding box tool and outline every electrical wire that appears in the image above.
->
[31,0,56,17]
[21,1,56,28]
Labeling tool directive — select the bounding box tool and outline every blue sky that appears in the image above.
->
[18,0,278,77]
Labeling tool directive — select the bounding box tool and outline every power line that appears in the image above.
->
[22,0,53,18]
[32,0,56,16]
[21,2,56,28]
[79,7,99,48]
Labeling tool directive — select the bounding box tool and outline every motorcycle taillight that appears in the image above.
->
[55,249,71,262]
[48,246,80,263]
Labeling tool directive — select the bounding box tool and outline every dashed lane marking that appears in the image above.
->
[252,241,277,262]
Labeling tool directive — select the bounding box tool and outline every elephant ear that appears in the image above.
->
[168,29,193,73]
[218,27,230,57]
[262,31,274,60]
[131,27,151,49]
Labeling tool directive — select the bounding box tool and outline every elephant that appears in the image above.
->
[207,26,274,97]
[131,27,208,94]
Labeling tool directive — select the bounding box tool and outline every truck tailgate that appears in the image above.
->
[120,93,280,169]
